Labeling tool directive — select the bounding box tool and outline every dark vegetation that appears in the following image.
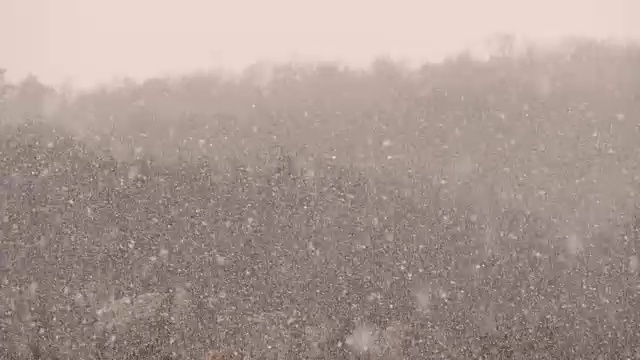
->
[1,36,640,358]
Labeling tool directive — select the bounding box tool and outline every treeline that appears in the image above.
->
[2,36,640,233]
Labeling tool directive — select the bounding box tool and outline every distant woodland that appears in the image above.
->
[2,36,640,231]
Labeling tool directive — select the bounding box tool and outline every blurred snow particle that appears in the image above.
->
[366,292,382,302]
[453,155,474,178]
[173,286,190,308]
[381,139,392,147]
[566,234,583,256]
[345,322,379,354]
[95,292,164,332]
[438,288,449,300]
[74,292,87,307]
[27,281,38,298]
[385,323,407,355]
[616,113,625,121]
[304,325,331,358]
[414,286,431,313]
[0,250,8,271]
[533,74,552,98]
[127,165,139,180]
[629,255,638,273]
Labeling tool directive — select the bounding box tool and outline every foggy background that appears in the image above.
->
[2,0,639,87]
[3,1,640,359]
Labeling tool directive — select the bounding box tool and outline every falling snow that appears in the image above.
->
[1,37,640,359]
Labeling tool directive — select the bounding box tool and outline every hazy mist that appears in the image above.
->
[2,0,639,87]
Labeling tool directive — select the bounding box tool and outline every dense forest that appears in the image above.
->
[1,36,640,359]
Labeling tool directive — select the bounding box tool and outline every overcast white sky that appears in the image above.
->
[1,0,638,88]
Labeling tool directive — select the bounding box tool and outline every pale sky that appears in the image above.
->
[1,0,638,88]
